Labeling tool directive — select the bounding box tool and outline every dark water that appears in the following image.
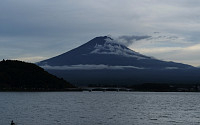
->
[1,92,200,125]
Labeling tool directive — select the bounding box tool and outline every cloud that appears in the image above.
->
[165,67,179,70]
[41,64,145,70]
[115,35,151,46]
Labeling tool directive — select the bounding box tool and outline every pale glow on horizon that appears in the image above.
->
[14,56,47,63]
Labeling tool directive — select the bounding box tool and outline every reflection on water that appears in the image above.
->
[0,92,200,125]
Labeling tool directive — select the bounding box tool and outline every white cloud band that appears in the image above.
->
[41,64,145,70]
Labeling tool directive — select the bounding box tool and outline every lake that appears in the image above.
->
[1,92,200,125]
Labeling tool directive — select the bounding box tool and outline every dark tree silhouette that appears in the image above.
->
[0,60,75,91]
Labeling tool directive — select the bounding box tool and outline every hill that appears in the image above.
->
[0,60,75,91]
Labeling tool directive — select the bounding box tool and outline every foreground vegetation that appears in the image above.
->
[0,60,76,91]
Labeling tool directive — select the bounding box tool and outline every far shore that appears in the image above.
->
[1,86,200,92]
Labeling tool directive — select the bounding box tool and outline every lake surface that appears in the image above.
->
[1,92,200,125]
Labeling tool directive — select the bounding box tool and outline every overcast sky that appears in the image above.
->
[1,0,200,66]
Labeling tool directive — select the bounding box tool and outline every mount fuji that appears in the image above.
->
[37,36,200,86]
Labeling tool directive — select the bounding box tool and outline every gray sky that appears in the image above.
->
[1,0,200,66]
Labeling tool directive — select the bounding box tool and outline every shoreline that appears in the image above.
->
[1,88,200,92]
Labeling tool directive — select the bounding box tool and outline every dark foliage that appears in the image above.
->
[0,60,75,91]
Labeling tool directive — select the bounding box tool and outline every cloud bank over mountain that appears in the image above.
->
[1,0,200,66]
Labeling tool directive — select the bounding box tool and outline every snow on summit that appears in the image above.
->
[91,37,148,59]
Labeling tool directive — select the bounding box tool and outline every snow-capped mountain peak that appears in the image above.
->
[37,36,193,69]
[36,36,198,86]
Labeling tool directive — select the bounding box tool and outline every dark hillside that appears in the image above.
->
[0,60,75,91]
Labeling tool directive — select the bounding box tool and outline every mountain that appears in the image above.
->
[37,36,200,86]
[0,60,75,91]
[38,36,192,69]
